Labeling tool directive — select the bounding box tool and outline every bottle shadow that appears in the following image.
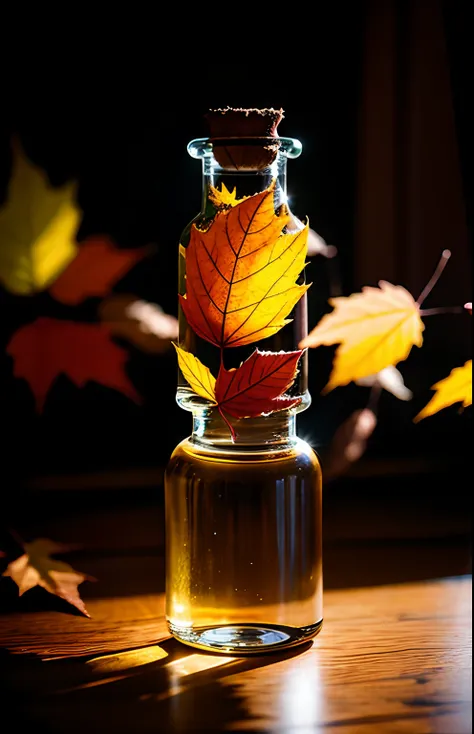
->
[4,637,313,734]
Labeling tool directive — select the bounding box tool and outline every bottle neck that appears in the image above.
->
[201,151,289,214]
[191,409,297,452]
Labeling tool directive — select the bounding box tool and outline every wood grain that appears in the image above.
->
[0,487,471,732]
[1,576,471,732]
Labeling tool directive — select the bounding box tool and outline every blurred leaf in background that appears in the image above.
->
[0,142,81,295]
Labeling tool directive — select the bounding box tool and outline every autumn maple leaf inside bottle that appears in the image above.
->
[165,108,323,652]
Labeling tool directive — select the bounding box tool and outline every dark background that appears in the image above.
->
[0,0,471,492]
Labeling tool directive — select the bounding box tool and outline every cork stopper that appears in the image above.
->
[205,107,284,170]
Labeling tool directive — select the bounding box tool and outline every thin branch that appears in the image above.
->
[416,249,451,306]
[420,306,464,316]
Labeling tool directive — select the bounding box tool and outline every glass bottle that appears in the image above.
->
[165,129,323,653]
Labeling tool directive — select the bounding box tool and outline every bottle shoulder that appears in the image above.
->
[166,437,321,475]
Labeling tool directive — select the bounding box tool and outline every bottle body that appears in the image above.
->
[165,419,323,653]
[166,129,323,653]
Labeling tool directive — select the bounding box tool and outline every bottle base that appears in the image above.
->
[167,619,323,654]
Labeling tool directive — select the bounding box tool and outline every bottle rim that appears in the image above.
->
[187,137,303,160]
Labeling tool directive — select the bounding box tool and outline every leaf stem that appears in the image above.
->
[416,249,451,306]
[367,383,382,416]
[420,306,464,316]
[218,407,236,442]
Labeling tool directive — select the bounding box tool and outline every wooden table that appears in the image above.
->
[0,478,472,733]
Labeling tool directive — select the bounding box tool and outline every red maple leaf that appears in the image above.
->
[6,318,141,411]
[49,237,147,305]
[215,349,302,419]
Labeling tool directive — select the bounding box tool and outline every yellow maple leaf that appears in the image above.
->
[174,343,217,403]
[208,182,247,208]
[300,281,424,391]
[414,360,472,422]
[0,142,81,295]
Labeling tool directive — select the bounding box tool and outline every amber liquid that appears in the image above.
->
[165,437,323,653]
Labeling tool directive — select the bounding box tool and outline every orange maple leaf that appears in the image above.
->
[300,281,424,391]
[2,538,92,617]
[179,181,309,349]
[6,317,140,411]
[49,236,147,305]
[414,360,472,422]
